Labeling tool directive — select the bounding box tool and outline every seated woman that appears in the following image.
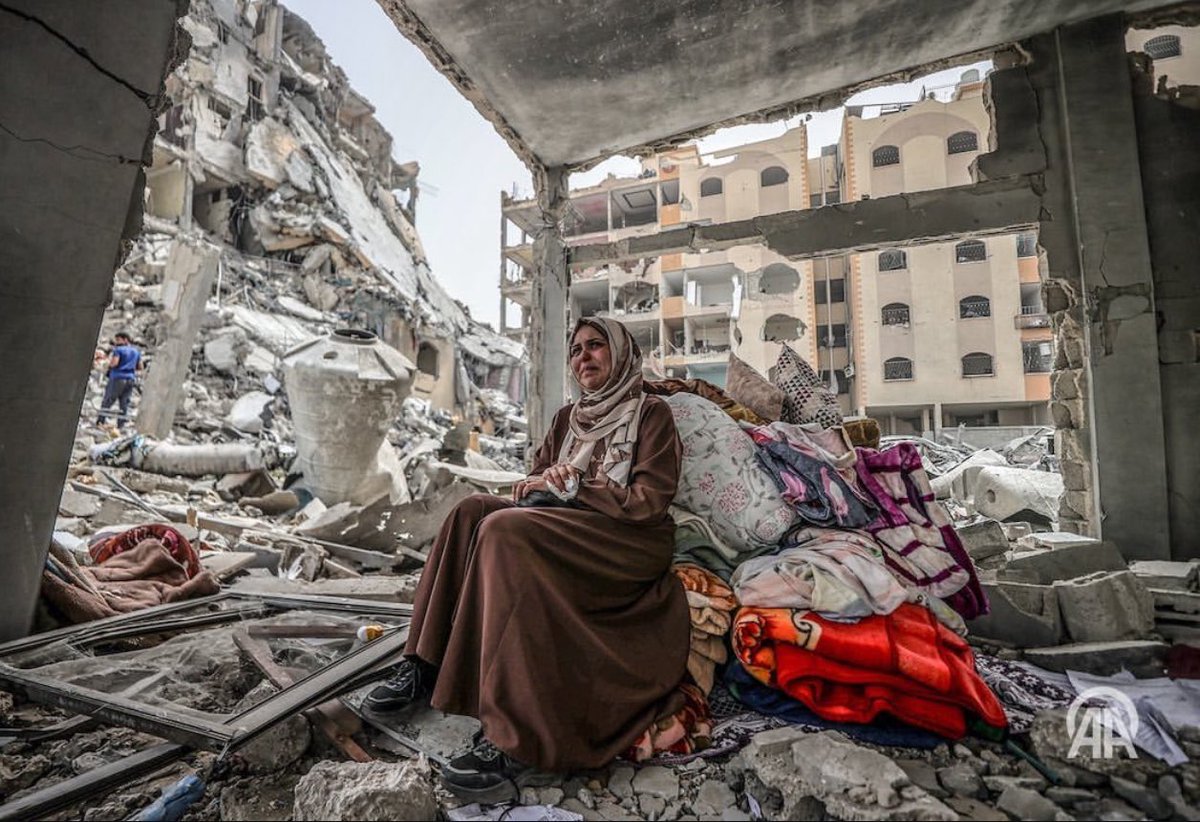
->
[365,317,689,802]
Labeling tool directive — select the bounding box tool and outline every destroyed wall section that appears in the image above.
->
[0,0,189,641]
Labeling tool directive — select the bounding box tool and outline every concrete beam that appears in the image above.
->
[527,166,569,448]
[1050,17,1171,559]
[137,240,220,438]
[0,0,186,640]
[568,176,1041,268]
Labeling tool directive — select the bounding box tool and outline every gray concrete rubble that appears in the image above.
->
[292,759,438,821]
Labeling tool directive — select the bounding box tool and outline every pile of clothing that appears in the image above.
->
[629,346,1006,761]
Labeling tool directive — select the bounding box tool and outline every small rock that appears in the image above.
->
[720,810,752,821]
[1158,774,1200,822]
[633,766,680,801]
[995,785,1063,822]
[639,794,667,819]
[898,759,947,798]
[1046,786,1101,807]
[984,774,1048,793]
[939,764,985,799]
[954,744,974,758]
[520,786,539,806]
[577,787,597,810]
[609,766,635,799]
[233,682,310,772]
[539,786,566,806]
[693,780,737,817]
[292,759,436,821]
[1111,775,1172,820]
[945,796,1010,821]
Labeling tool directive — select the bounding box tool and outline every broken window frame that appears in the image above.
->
[1143,34,1182,60]
[1017,232,1037,258]
[0,591,411,752]
[247,75,265,122]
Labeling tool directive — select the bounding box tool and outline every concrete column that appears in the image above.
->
[921,407,930,437]
[1040,18,1170,558]
[933,402,943,437]
[137,239,220,438]
[0,0,185,640]
[527,165,569,448]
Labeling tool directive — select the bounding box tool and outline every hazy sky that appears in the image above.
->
[284,0,989,330]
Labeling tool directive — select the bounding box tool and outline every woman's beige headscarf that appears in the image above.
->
[557,317,647,486]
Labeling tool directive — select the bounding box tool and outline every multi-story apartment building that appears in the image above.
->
[500,69,1054,431]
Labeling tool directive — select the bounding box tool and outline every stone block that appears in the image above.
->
[1000,522,1033,541]
[1023,640,1168,678]
[1051,369,1079,400]
[1061,490,1096,523]
[1054,570,1155,642]
[955,519,1009,563]
[1050,398,1085,430]
[966,580,1063,647]
[930,450,1007,502]
[1059,459,1090,492]
[1002,538,1124,584]
[1015,531,1100,551]
[632,765,679,801]
[995,785,1063,821]
[742,728,956,821]
[58,486,101,518]
[1130,560,1200,592]
[974,466,1064,524]
[293,759,436,821]
[1056,428,1091,463]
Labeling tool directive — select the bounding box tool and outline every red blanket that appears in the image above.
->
[732,603,1006,738]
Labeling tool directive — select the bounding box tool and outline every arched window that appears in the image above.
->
[881,302,911,325]
[762,313,804,342]
[416,341,439,377]
[884,357,913,381]
[1144,35,1182,60]
[947,131,978,154]
[760,166,789,187]
[959,295,991,319]
[700,177,723,197]
[962,352,994,376]
[872,145,900,167]
[759,263,799,295]
[878,249,907,271]
[955,240,987,263]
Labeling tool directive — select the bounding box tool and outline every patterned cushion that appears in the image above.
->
[724,353,785,422]
[769,344,843,429]
[666,393,795,551]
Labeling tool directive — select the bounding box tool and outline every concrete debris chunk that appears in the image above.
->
[955,519,1009,564]
[292,759,436,821]
[226,391,275,434]
[1023,640,1168,677]
[930,449,1007,502]
[994,785,1066,821]
[1130,560,1200,592]
[967,580,1063,646]
[232,681,311,773]
[1001,539,1126,584]
[741,728,956,821]
[58,486,101,518]
[1053,569,1156,643]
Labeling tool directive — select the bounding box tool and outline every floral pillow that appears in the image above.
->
[666,393,795,551]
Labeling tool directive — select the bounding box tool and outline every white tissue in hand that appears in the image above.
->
[549,474,579,501]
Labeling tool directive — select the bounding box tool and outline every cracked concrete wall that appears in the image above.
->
[0,0,187,639]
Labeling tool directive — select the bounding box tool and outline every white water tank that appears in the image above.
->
[282,329,414,504]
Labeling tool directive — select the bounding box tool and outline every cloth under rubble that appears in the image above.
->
[854,443,987,620]
[749,424,877,530]
[42,537,220,624]
[673,564,737,694]
[89,523,202,578]
[404,397,689,771]
[732,603,1007,739]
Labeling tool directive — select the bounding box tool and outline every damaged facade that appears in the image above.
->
[501,72,1052,434]
[137,0,523,427]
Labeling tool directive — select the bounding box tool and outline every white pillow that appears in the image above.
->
[666,393,795,551]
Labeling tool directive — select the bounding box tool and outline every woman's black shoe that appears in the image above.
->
[363,657,435,712]
[442,737,556,803]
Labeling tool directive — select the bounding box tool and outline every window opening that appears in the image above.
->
[872,145,900,167]
[878,249,907,271]
[962,352,994,376]
[947,131,978,154]
[881,303,910,325]
[760,166,788,187]
[959,296,991,319]
[700,178,723,197]
[884,357,913,381]
[1144,34,1182,59]
[955,240,986,263]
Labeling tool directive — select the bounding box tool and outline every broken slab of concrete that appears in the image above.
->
[233,681,312,773]
[738,728,956,821]
[1015,531,1101,551]
[1023,640,1168,678]
[966,580,1063,647]
[216,470,277,502]
[292,759,436,821]
[227,391,275,434]
[1053,570,1155,643]
[973,466,1064,524]
[58,487,101,519]
[955,519,1009,565]
[1001,540,1127,584]
[229,574,419,603]
[392,482,476,553]
[1130,560,1200,592]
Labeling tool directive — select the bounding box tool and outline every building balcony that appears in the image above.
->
[500,276,532,307]
[1014,309,1050,329]
[685,302,731,318]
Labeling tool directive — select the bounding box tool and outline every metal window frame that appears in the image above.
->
[878,249,907,271]
[872,145,900,167]
[962,352,995,376]
[0,591,411,752]
[1144,34,1181,60]
[954,239,987,263]
[947,130,979,155]
[883,357,914,380]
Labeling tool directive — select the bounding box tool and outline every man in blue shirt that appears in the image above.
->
[98,331,143,429]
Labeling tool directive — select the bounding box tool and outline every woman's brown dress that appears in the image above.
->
[404,395,689,771]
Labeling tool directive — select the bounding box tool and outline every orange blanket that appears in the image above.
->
[732,603,1007,739]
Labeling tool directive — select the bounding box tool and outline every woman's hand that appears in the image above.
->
[513,475,548,500]
[542,463,582,494]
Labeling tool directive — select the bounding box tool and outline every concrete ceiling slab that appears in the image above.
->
[379,0,1171,169]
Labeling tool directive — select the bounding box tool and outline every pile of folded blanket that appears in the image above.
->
[628,346,1006,761]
